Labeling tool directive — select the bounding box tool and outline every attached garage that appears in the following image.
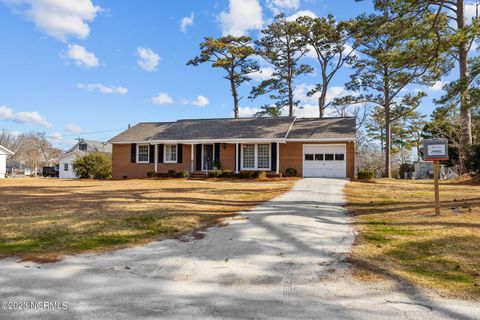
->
[303,144,346,178]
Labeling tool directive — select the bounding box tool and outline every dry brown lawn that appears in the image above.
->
[0,177,294,262]
[346,177,480,300]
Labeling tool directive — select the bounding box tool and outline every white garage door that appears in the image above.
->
[303,145,346,178]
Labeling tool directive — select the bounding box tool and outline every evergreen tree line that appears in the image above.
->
[188,1,480,177]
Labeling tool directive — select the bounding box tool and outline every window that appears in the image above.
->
[64,163,69,171]
[242,144,255,169]
[335,154,345,161]
[325,154,334,161]
[79,143,87,151]
[137,144,150,163]
[164,144,177,163]
[242,144,271,170]
[257,144,270,169]
[315,154,324,161]
[304,154,314,161]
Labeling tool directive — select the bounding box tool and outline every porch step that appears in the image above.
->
[188,173,208,180]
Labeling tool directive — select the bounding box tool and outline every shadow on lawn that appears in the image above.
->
[0,186,477,319]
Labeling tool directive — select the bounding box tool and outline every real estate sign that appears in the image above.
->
[423,139,449,161]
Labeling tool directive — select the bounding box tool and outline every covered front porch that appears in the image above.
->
[149,141,282,176]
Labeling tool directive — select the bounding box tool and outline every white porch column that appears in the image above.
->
[191,144,195,173]
[235,143,239,174]
[154,144,158,173]
[276,142,280,174]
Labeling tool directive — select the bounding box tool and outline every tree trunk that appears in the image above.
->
[385,103,392,178]
[457,0,472,172]
[383,65,392,178]
[319,84,328,118]
[230,76,239,118]
[287,43,294,117]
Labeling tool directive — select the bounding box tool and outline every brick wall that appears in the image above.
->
[112,141,355,179]
[112,144,191,179]
[219,143,236,171]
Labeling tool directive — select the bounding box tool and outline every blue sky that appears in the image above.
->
[0,0,459,148]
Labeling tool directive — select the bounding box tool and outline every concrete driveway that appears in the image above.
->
[0,178,479,319]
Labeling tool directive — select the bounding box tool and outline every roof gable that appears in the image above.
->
[0,144,14,155]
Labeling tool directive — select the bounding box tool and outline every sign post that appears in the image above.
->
[423,139,449,216]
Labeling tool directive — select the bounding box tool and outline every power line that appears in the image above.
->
[46,128,125,140]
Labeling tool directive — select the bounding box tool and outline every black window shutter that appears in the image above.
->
[149,145,155,163]
[214,143,220,164]
[196,144,202,171]
[131,143,136,163]
[158,144,164,163]
[237,144,241,171]
[271,143,277,172]
[177,144,183,163]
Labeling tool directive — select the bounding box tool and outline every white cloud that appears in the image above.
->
[465,3,479,22]
[77,83,128,95]
[429,80,445,92]
[295,83,349,106]
[64,124,82,133]
[0,106,51,127]
[0,106,14,119]
[270,0,300,10]
[190,95,209,107]
[180,12,194,33]
[136,47,160,72]
[219,0,263,36]
[249,67,275,81]
[64,44,100,68]
[286,10,317,21]
[50,132,63,141]
[2,0,101,41]
[238,106,261,117]
[151,92,173,105]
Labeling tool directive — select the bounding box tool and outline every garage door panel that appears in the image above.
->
[303,145,346,178]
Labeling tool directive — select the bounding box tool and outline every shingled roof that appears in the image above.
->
[108,117,356,143]
[287,117,356,139]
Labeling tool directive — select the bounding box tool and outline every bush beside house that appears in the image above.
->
[73,152,112,179]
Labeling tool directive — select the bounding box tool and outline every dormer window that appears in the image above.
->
[79,143,87,151]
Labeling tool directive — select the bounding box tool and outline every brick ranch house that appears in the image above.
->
[108,117,356,179]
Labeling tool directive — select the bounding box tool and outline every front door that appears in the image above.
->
[203,144,214,170]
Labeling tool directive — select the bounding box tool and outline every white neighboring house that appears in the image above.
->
[0,145,14,179]
[58,140,112,179]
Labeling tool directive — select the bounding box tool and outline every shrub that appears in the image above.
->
[391,168,400,179]
[239,171,253,179]
[257,171,267,180]
[167,170,177,178]
[208,170,223,178]
[177,171,189,178]
[357,168,375,181]
[222,169,234,178]
[465,144,480,175]
[285,168,297,177]
[399,163,414,178]
[212,161,222,170]
[73,152,112,179]
[147,170,156,178]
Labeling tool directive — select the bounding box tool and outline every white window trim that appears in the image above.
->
[137,144,150,164]
[240,143,271,171]
[163,144,178,164]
